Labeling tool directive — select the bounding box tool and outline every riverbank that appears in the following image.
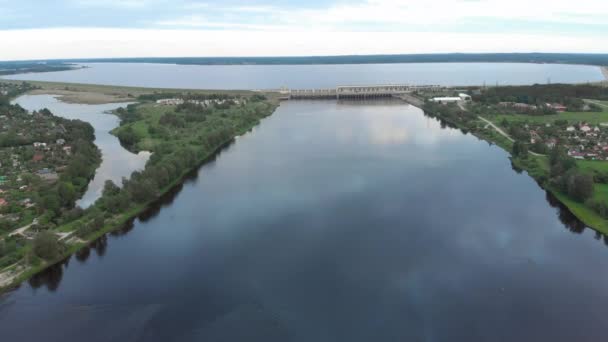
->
[0,90,280,293]
[0,79,272,104]
[419,101,608,235]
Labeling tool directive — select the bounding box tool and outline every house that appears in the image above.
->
[37,168,59,182]
[458,93,472,102]
[156,98,184,105]
[547,103,567,112]
[580,125,592,133]
[566,126,576,132]
[32,153,44,162]
[514,103,537,111]
[56,138,66,145]
[431,97,462,104]
[63,146,72,155]
[33,142,47,148]
[568,151,585,159]
[546,139,557,149]
[594,126,601,132]
[530,130,541,144]
[0,198,7,207]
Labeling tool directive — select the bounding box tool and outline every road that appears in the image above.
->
[585,99,608,109]
[8,218,38,238]
[478,116,544,157]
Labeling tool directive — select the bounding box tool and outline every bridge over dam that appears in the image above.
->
[280,84,444,100]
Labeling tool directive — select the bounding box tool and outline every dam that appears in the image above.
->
[284,84,444,99]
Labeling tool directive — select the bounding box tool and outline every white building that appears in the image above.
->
[156,98,184,106]
[458,93,472,102]
[431,97,462,104]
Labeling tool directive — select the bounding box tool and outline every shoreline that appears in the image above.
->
[602,66,608,81]
[0,89,279,294]
[415,101,608,236]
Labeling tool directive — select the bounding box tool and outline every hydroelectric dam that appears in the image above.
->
[276,84,444,100]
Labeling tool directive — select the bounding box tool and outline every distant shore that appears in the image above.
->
[602,66,608,81]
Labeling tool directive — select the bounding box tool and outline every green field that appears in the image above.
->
[488,110,608,125]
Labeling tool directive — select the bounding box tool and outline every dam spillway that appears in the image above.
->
[284,84,444,99]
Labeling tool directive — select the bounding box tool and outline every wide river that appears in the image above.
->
[3,62,605,89]
[1,99,608,341]
[12,94,150,207]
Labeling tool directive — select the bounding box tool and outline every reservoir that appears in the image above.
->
[3,62,605,89]
[1,99,607,341]
[12,94,150,208]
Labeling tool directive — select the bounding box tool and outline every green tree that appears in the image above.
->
[567,172,594,202]
[57,182,76,207]
[32,231,62,260]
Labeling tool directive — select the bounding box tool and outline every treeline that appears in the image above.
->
[57,53,608,66]
[138,92,239,102]
[474,84,608,112]
[71,96,276,241]
[423,101,478,129]
[0,62,76,76]
[514,143,608,219]
[0,82,37,105]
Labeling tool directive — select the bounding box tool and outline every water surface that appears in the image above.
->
[4,62,604,89]
[1,100,607,341]
[12,94,150,207]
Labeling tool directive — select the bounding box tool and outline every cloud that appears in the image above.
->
[152,0,608,32]
[1,28,607,61]
[70,0,155,8]
[156,15,290,31]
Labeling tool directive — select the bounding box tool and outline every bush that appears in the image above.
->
[32,231,63,260]
[566,172,595,202]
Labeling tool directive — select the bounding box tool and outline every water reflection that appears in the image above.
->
[4,101,608,341]
[11,94,150,207]
[545,191,588,234]
[28,262,64,292]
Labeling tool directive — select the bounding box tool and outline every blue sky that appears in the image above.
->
[1,0,607,60]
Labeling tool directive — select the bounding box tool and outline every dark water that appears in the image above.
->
[12,94,150,208]
[3,62,604,89]
[1,100,608,341]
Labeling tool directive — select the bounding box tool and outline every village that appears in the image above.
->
[425,86,608,161]
[514,119,608,159]
[155,97,243,107]
[0,105,77,236]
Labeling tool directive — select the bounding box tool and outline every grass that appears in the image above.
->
[551,189,608,234]
[0,78,281,103]
[578,160,608,173]
[488,110,608,125]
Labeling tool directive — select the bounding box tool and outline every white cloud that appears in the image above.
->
[153,0,608,32]
[1,28,607,61]
[156,15,290,31]
[70,0,154,8]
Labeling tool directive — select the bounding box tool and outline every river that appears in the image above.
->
[1,99,607,341]
[3,62,605,89]
[11,94,150,208]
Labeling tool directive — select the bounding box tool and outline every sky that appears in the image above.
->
[1,0,608,60]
